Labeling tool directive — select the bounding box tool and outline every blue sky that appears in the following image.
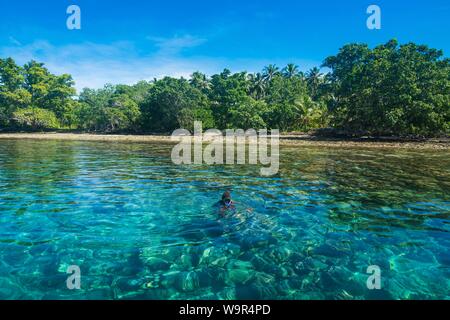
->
[1,0,449,90]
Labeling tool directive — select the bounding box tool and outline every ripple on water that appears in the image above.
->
[0,140,449,299]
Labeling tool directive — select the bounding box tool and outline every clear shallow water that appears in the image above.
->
[0,139,449,300]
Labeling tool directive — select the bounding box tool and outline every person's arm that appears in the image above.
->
[233,201,253,213]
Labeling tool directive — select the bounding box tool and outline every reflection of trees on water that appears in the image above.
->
[0,140,79,214]
[278,147,450,233]
[2,141,448,234]
[135,143,450,234]
[0,140,78,182]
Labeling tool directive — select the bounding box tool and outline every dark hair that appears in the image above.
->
[222,191,231,200]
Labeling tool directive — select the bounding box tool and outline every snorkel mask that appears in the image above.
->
[224,198,232,208]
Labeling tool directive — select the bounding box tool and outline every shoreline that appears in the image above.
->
[0,132,449,150]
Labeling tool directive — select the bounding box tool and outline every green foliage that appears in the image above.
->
[1,39,449,136]
[264,75,317,131]
[209,70,250,129]
[77,85,141,132]
[323,39,450,136]
[11,107,59,130]
[140,77,212,132]
[189,72,211,93]
[306,67,325,100]
[282,64,301,79]
[0,58,31,127]
[228,96,269,129]
[177,107,215,132]
[0,58,76,130]
[23,61,76,124]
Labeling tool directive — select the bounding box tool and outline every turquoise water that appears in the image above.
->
[0,139,449,300]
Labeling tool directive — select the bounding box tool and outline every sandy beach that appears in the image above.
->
[0,132,448,150]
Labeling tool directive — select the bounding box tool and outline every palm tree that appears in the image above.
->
[249,72,266,100]
[262,64,280,83]
[306,67,324,98]
[282,63,300,78]
[190,71,210,92]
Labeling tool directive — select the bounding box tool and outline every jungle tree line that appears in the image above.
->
[0,39,449,136]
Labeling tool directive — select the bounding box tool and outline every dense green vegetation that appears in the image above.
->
[323,40,450,136]
[1,40,449,136]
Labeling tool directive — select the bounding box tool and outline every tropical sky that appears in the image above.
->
[1,0,449,90]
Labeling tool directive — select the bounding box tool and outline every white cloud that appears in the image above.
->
[0,39,214,91]
[0,38,321,92]
[147,34,207,55]
[8,36,22,46]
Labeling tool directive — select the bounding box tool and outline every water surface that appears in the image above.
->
[0,140,449,299]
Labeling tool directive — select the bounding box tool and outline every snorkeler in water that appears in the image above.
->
[214,191,253,218]
[215,191,235,216]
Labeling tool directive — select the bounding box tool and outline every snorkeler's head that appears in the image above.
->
[222,191,231,200]
[222,191,232,206]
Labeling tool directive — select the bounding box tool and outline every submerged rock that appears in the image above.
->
[303,257,329,271]
[235,283,278,300]
[386,277,414,300]
[0,277,24,299]
[366,288,395,300]
[276,279,292,296]
[85,288,114,300]
[227,269,253,285]
[344,273,368,297]
[313,243,343,258]
[266,246,294,263]
[225,259,255,285]
[113,277,142,292]
[143,288,174,300]
[176,271,200,292]
[293,261,309,276]
[143,257,171,271]
[217,287,236,300]
[158,271,181,288]
[253,272,276,286]
[327,266,353,283]
[240,234,277,250]
[335,290,354,300]
[196,268,214,287]
[211,256,228,267]
[145,274,161,289]
[235,284,261,300]
[228,259,253,270]
[319,271,340,288]
[202,266,226,287]
[248,254,271,271]
[199,247,221,265]
[179,254,194,269]
[161,247,184,261]
[223,243,241,257]
[278,265,295,278]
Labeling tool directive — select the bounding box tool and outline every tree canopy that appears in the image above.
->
[0,40,448,136]
[323,39,450,135]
